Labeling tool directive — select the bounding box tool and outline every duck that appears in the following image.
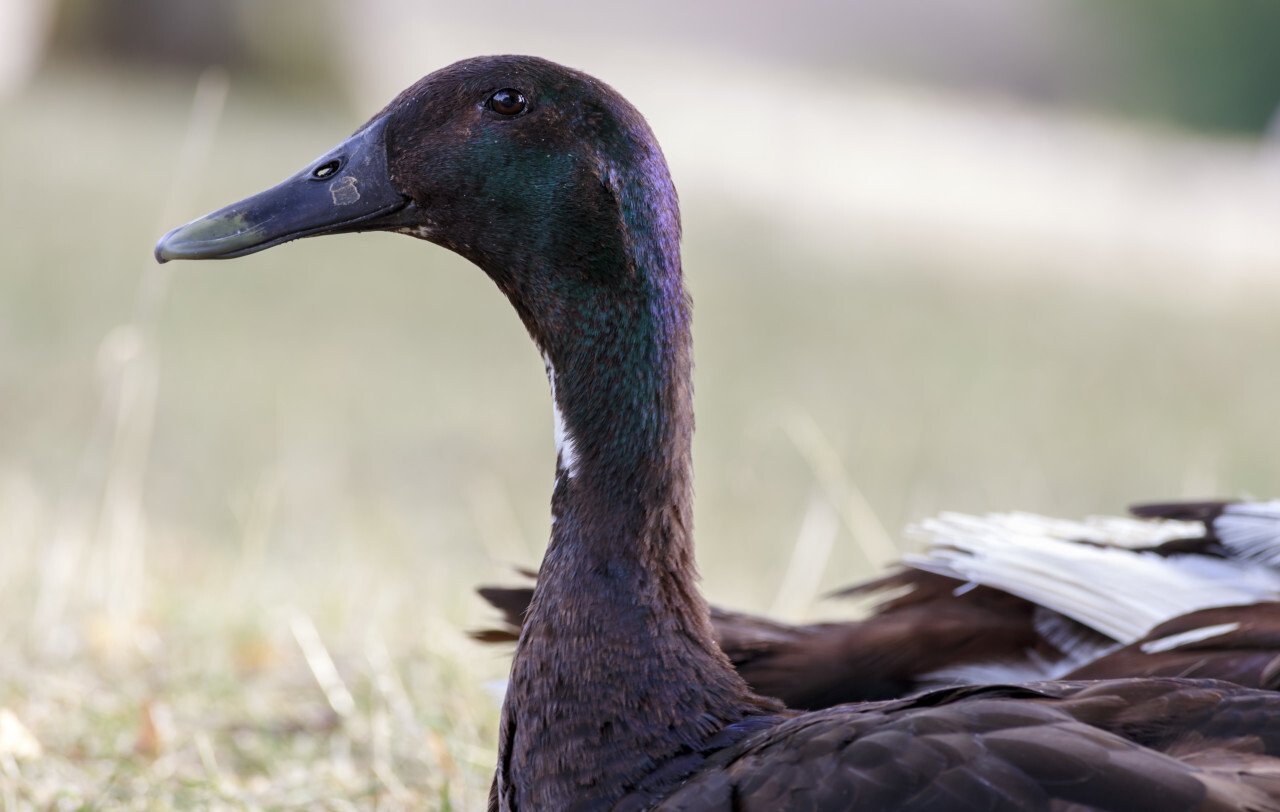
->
[156,55,1280,811]
[476,500,1280,708]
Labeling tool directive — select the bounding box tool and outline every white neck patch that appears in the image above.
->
[543,351,578,478]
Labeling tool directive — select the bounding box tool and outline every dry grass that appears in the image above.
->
[3,62,1280,808]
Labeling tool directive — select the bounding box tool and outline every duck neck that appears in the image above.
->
[493,264,762,810]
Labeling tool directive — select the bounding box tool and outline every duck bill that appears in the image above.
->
[155,116,410,263]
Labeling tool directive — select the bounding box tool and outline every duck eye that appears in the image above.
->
[312,159,341,179]
[488,89,527,116]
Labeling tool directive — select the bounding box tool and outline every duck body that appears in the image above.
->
[157,55,1280,811]
[652,677,1280,811]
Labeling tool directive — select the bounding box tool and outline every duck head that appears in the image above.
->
[155,55,682,351]
[157,58,756,809]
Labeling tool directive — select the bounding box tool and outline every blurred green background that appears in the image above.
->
[2,0,1280,807]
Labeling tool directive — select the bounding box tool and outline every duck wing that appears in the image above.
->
[1065,602,1280,688]
[472,585,535,643]
[473,575,1051,707]
[474,507,1280,705]
[1134,500,1280,568]
[724,575,1049,708]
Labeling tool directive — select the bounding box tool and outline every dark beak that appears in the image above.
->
[155,116,411,263]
